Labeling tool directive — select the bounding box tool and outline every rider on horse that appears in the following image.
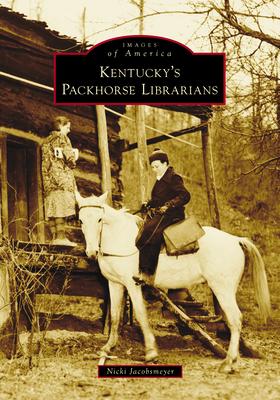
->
[134,148,191,286]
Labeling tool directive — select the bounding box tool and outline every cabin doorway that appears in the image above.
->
[6,137,44,242]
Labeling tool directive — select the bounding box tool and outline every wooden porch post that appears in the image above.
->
[201,118,221,229]
[135,106,150,203]
[95,105,112,205]
[201,117,221,315]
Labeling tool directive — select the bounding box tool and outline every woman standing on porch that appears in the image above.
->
[41,116,78,246]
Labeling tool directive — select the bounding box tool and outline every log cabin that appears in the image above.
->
[0,6,125,244]
[0,7,127,355]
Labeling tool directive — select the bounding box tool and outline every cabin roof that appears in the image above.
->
[0,6,212,120]
[0,5,80,50]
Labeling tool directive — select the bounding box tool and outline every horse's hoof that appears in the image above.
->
[145,349,158,363]
[99,350,109,357]
[101,345,111,354]
[133,276,145,286]
[218,360,236,374]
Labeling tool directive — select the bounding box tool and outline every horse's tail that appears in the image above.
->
[239,237,271,324]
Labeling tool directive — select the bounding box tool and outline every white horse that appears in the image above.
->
[76,191,271,373]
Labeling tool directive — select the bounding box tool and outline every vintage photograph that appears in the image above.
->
[0,1,279,399]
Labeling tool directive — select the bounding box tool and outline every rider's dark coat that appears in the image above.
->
[136,166,190,275]
[148,166,190,220]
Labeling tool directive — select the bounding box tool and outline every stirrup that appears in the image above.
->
[133,276,146,286]
[133,274,154,287]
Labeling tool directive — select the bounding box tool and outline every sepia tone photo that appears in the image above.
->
[0,1,279,399]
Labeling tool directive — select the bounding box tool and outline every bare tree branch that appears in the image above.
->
[242,156,280,175]
[212,0,280,49]
[233,11,280,20]
[10,0,16,10]
[85,9,212,40]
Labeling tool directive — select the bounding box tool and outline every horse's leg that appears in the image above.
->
[212,289,242,373]
[126,283,158,362]
[101,281,124,354]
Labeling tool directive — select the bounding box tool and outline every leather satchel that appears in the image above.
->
[163,216,205,256]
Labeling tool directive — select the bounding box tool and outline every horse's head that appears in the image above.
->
[76,191,108,259]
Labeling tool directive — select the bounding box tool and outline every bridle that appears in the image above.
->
[79,204,165,258]
[79,204,139,258]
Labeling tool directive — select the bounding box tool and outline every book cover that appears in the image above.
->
[0,1,279,399]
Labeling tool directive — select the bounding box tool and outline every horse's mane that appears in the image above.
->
[103,204,142,227]
[104,204,127,217]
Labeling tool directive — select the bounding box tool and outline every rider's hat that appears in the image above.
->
[149,148,169,164]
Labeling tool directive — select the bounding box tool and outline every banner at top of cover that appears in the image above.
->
[54,35,225,106]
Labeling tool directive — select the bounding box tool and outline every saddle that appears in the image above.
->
[163,216,205,256]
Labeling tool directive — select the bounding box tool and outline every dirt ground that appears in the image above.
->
[0,293,279,400]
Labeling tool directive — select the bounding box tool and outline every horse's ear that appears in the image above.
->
[75,190,83,206]
[99,191,108,204]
